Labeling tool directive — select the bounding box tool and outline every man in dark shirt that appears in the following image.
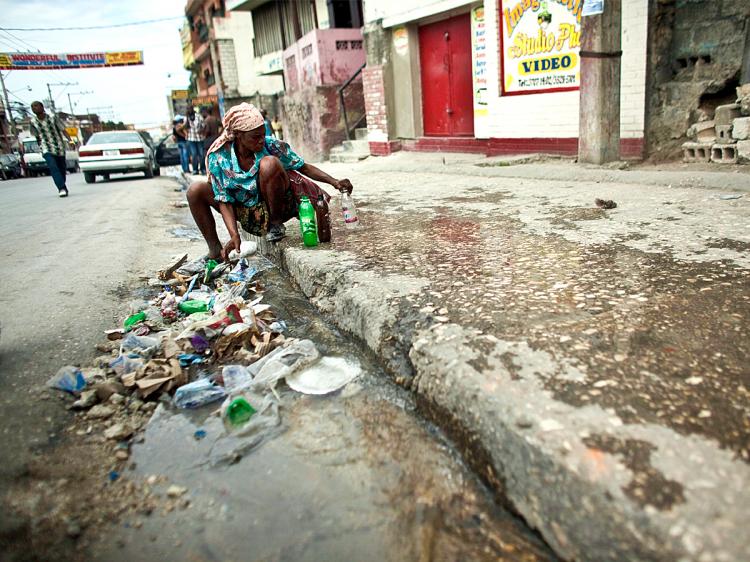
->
[172,117,189,173]
[201,107,221,152]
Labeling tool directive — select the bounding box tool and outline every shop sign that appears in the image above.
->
[500,0,582,95]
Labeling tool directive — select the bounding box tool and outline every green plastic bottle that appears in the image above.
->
[178,300,209,315]
[298,196,319,247]
[123,311,146,331]
[226,397,256,427]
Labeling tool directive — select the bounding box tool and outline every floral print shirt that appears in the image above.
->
[207,137,305,208]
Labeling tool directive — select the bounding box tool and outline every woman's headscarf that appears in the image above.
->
[205,102,265,162]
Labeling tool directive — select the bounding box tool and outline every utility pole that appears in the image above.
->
[0,71,18,145]
[578,0,622,164]
[46,82,78,112]
[67,90,92,114]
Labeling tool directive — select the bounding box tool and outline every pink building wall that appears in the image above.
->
[283,28,365,92]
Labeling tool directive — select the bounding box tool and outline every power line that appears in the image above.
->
[0,29,40,52]
[0,16,183,32]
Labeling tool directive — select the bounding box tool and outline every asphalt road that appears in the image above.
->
[0,171,177,484]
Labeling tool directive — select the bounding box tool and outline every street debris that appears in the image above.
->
[46,249,361,488]
[48,366,86,393]
[595,198,618,209]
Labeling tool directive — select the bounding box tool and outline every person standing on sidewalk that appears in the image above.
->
[172,116,190,173]
[185,106,206,175]
[29,101,71,197]
[201,106,221,154]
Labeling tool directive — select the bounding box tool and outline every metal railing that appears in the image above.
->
[337,62,366,140]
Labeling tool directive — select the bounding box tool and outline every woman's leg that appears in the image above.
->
[258,156,289,225]
[186,180,223,259]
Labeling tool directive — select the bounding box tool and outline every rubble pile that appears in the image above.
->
[683,84,750,164]
[47,246,359,472]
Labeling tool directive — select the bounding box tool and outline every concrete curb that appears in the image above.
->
[270,243,750,562]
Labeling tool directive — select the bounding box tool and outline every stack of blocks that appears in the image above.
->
[682,84,750,164]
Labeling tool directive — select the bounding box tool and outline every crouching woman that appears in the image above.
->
[187,103,353,260]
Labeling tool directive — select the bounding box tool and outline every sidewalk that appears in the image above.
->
[269,153,750,561]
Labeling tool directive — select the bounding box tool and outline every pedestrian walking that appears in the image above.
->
[261,109,274,138]
[271,115,283,140]
[29,101,71,197]
[172,116,190,173]
[185,106,206,175]
[201,106,221,154]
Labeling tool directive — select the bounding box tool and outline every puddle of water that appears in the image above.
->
[171,226,203,241]
[92,267,555,562]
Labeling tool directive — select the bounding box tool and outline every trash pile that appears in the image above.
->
[48,242,360,465]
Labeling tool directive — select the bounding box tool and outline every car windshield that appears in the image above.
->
[87,132,142,145]
[0,154,14,164]
[23,140,41,153]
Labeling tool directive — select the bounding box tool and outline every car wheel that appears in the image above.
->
[102,174,110,182]
[84,172,96,184]
[144,159,154,178]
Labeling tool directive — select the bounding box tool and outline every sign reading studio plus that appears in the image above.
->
[500,0,582,95]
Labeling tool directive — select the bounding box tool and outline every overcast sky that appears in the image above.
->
[0,0,190,128]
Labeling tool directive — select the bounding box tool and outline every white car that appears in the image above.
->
[79,131,160,184]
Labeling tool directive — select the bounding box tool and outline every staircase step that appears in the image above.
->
[354,127,369,140]
[343,139,369,152]
[329,152,369,163]
[330,145,346,155]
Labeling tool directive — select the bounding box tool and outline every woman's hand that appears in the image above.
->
[221,235,242,261]
[332,178,353,194]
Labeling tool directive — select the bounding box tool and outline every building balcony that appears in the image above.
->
[282,28,365,93]
[193,41,210,62]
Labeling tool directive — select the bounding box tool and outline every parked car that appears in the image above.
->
[20,138,79,176]
[79,131,160,184]
[155,135,181,167]
[0,153,23,180]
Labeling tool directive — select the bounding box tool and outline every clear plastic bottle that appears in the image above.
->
[341,192,360,229]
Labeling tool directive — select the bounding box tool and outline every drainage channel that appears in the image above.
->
[91,248,556,561]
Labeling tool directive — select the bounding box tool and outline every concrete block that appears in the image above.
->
[737,140,750,164]
[716,124,734,144]
[687,120,716,142]
[732,117,750,140]
[681,142,712,163]
[715,103,741,126]
[711,143,738,164]
[354,127,368,140]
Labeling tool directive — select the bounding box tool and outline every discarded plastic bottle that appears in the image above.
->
[203,259,218,283]
[341,192,360,228]
[226,397,256,426]
[123,311,147,331]
[298,196,319,247]
[178,299,209,315]
[315,194,332,243]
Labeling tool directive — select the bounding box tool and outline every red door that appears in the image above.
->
[419,13,474,137]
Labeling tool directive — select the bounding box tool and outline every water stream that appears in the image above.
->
[93,263,556,562]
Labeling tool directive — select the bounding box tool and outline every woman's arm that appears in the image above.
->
[218,202,242,260]
[298,162,353,193]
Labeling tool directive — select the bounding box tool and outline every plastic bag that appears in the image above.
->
[173,378,227,409]
[221,365,253,393]
[248,339,320,391]
[120,333,160,359]
[110,354,145,376]
[47,366,86,393]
